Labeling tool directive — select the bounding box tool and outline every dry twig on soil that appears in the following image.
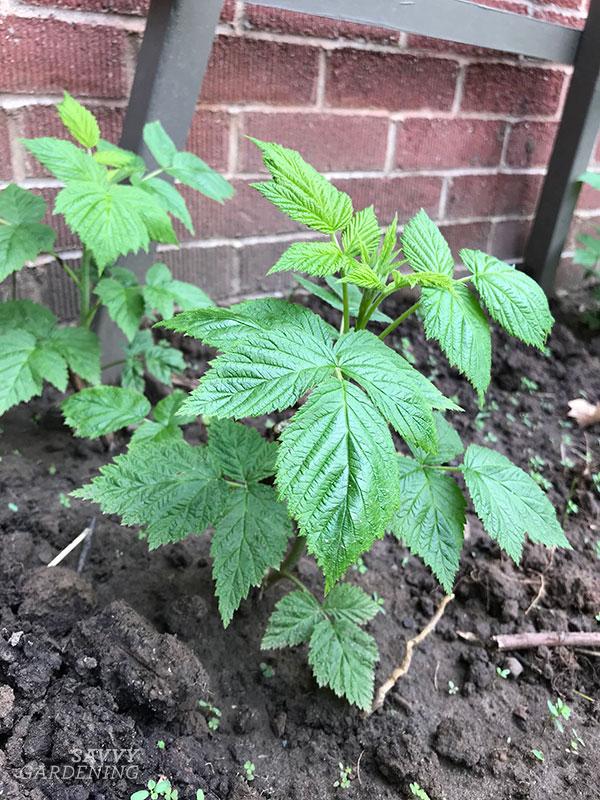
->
[493,631,600,651]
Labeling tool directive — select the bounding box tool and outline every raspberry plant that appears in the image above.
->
[75,141,569,710]
[0,92,232,420]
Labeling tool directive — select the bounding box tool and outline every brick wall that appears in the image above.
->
[1,0,599,318]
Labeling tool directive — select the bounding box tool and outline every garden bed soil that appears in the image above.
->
[1,295,599,800]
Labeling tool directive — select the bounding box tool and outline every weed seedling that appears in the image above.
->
[59,492,71,508]
[131,778,178,800]
[198,700,221,732]
[333,763,352,789]
[196,792,205,800]
[520,377,539,393]
[531,749,545,763]
[448,681,459,695]
[243,761,256,782]
[352,556,368,575]
[595,541,600,560]
[7,502,18,513]
[567,729,585,755]
[156,740,165,751]
[547,698,572,733]
[260,661,275,678]
[48,463,57,476]
[410,784,431,800]
[496,667,510,680]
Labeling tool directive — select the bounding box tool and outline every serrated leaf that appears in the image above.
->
[294,275,392,324]
[574,234,600,267]
[22,138,105,183]
[57,92,100,148]
[340,262,385,290]
[181,322,335,418]
[0,330,43,414]
[0,299,57,339]
[463,444,570,563]
[96,140,145,173]
[138,199,178,246]
[30,343,68,392]
[308,618,378,710]
[167,151,233,203]
[277,378,399,588]
[334,330,436,450]
[143,121,177,168]
[461,249,553,349]
[145,341,185,385]
[0,185,56,280]
[389,456,465,592]
[262,590,322,649]
[377,214,399,275]
[322,583,382,625]
[122,353,145,393]
[130,391,190,446]
[401,209,454,275]
[342,206,380,258]
[143,262,212,320]
[136,177,193,233]
[251,139,353,234]
[73,440,226,548]
[420,283,491,401]
[95,275,144,341]
[153,390,193,425]
[212,483,292,626]
[208,419,277,483]
[268,241,350,277]
[50,326,101,385]
[62,386,150,438]
[409,412,463,465]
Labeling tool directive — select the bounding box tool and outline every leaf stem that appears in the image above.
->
[428,464,463,473]
[378,300,421,340]
[79,249,92,328]
[101,358,127,371]
[53,251,80,288]
[141,167,164,182]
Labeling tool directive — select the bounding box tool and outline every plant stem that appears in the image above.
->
[429,464,463,473]
[79,249,92,328]
[281,570,315,596]
[101,358,127,371]
[378,300,421,340]
[341,283,350,333]
[140,167,164,182]
[262,535,306,591]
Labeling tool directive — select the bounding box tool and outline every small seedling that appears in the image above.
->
[156,740,165,750]
[260,661,275,678]
[566,499,579,516]
[333,763,352,790]
[48,463,57,476]
[595,540,600,560]
[496,667,510,680]
[484,431,498,444]
[520,376,539,393]
[59,492,71,508]
[130,778,178,800]
[530,471,553,492]
[448,680,459,695]
[196,792,205,800]
[198,700,221,732]
[595,612,600,623]
[7,502,18,512]
[531,749,545,763]
[352,556,368,575]
[410,784,431,800]
[371,592,386,613]
[547,697,572,733]
[567,729,585,755]
[243,761,255,782]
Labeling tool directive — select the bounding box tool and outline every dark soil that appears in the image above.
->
[1,294,600,800]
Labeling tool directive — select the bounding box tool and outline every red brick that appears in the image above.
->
[243,5,401,43]
[395,119,505,170]
[0,17,128,98]
[335,176,443,224]
[445,174,542,219]
[325,50,459,112]
[439,221,491,254]
[578,181,600,211]
[239,239,298,297]
[238,112,389,173]
[489,219,531,261]
[532,9,584,27]
[461,64,565,116]
[505,121,558,168]
[26,0,235,18]
[0,112,12,181]
[531,0,582,10]
[186,110,230,172]
[160,246,238,302]
[594,134,600,166]
[201,37,319,106]
[17,104,124,178]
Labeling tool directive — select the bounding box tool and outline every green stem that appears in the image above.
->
[341,283,350,334]
[378,300,421,340]
[224,479,247,489]
[101,358,127,371]
[141,167,164,182]
[79,249,92,328]
[456,275,472,284]
[281,571,315,596]
[280,535,306,574]
[53,252,80,288]
[429,464,463,473]
[85,299,101,328]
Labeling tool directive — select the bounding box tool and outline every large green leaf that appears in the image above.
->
[420,283,491,401]
[463,444,570,563]
[0,185,56,281]
[143,121,177,169]
[166,151,233,203]
[0,299,57,338]
[322,583,382,625]
[62,386,150,438]
[251,139,353,234]
[268,241,351,277]
[211,483,292,626]
[143,262,212,320]
[95,271,144,341]
[57,92,100,149]
[136,177,193,234]
[0,330,43,414]
[207,418,277,483]
[50,326,101,385]
[461,249,553,349]
[389,456,465,592]
[262,590,322,648]
[401,209,454,275]
[22,138,105,183]
[277,378,399,588]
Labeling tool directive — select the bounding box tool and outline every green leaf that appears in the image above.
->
[122,354,145,393]
[73,440,226,548]
[130,418,183,446]
[334,330,436,450]
[143,121,177,168]
[340,262,386,290]
[212,483,292,626]
[0,185,56,280]
[50,326,101,385]
[136,177,193,234]
[389,456,465,593]
[30,342,68,392]
[574,234,600,267]
[145,341,185,385]
[342,206,380,258]
[409,412,463,465]
[62,386,150,438]
[138,199,178,246]
[95,140,145,173]
[143,262,212,320]
[166,151,234,203]
[580,171,600,191]
[22,138,105,183]
[401,209,454,275]
[461,249,553,349]
[0,299,57,338]
[294,275,392,324]
[262,590,322,649]
[130,391,191,446]
[463,444,570,563]
[153,390,194,425]
[376,214,399,275]
[181,321,335,419]
[268,241,350,278]
[277,378,399,588]
[308,617,378,710]
[207,418,277,483]
[130,792,150,800]
[0,330,43,414]
[322,583,382,625]
[57,92,100,148]
[95,274,144,341]
[251,139,353,234]
[420,283,491,401]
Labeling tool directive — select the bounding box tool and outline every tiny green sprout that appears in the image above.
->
[567,729,585,755]
[595,612,600,623]
[496,667,510,680]
[410,783,431,800]
[260,661,275,679]
[196,792,205,800]
[520,376,539,393]
[566,499,579,516]
[529,454,546,469]
[243,761,256,782]
[521,413,534,429]
[156,740,165,750]
[7,502,18,513]
[130,777,178,800]
[198,699,221,732]
[371,591,386,613]
[352,556,368,575]
[530,471,552,492]
[400,555,410,568]
[484,431,499,444]
[592,473,600,493]
[547,697,572,733]
[59,492,71,508]
[48,463,57,476]
[447,680,459,695]
[595,540,600,560]
[531,749,544,763]
[333,763,352,790]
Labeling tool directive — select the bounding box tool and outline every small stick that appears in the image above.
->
[494,632,600,651]
[77,517,96,573]
[48,519,95,568]
[370,593,454,715]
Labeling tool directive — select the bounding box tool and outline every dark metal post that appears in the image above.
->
[524,1,600,292]
[96,0,223,372]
